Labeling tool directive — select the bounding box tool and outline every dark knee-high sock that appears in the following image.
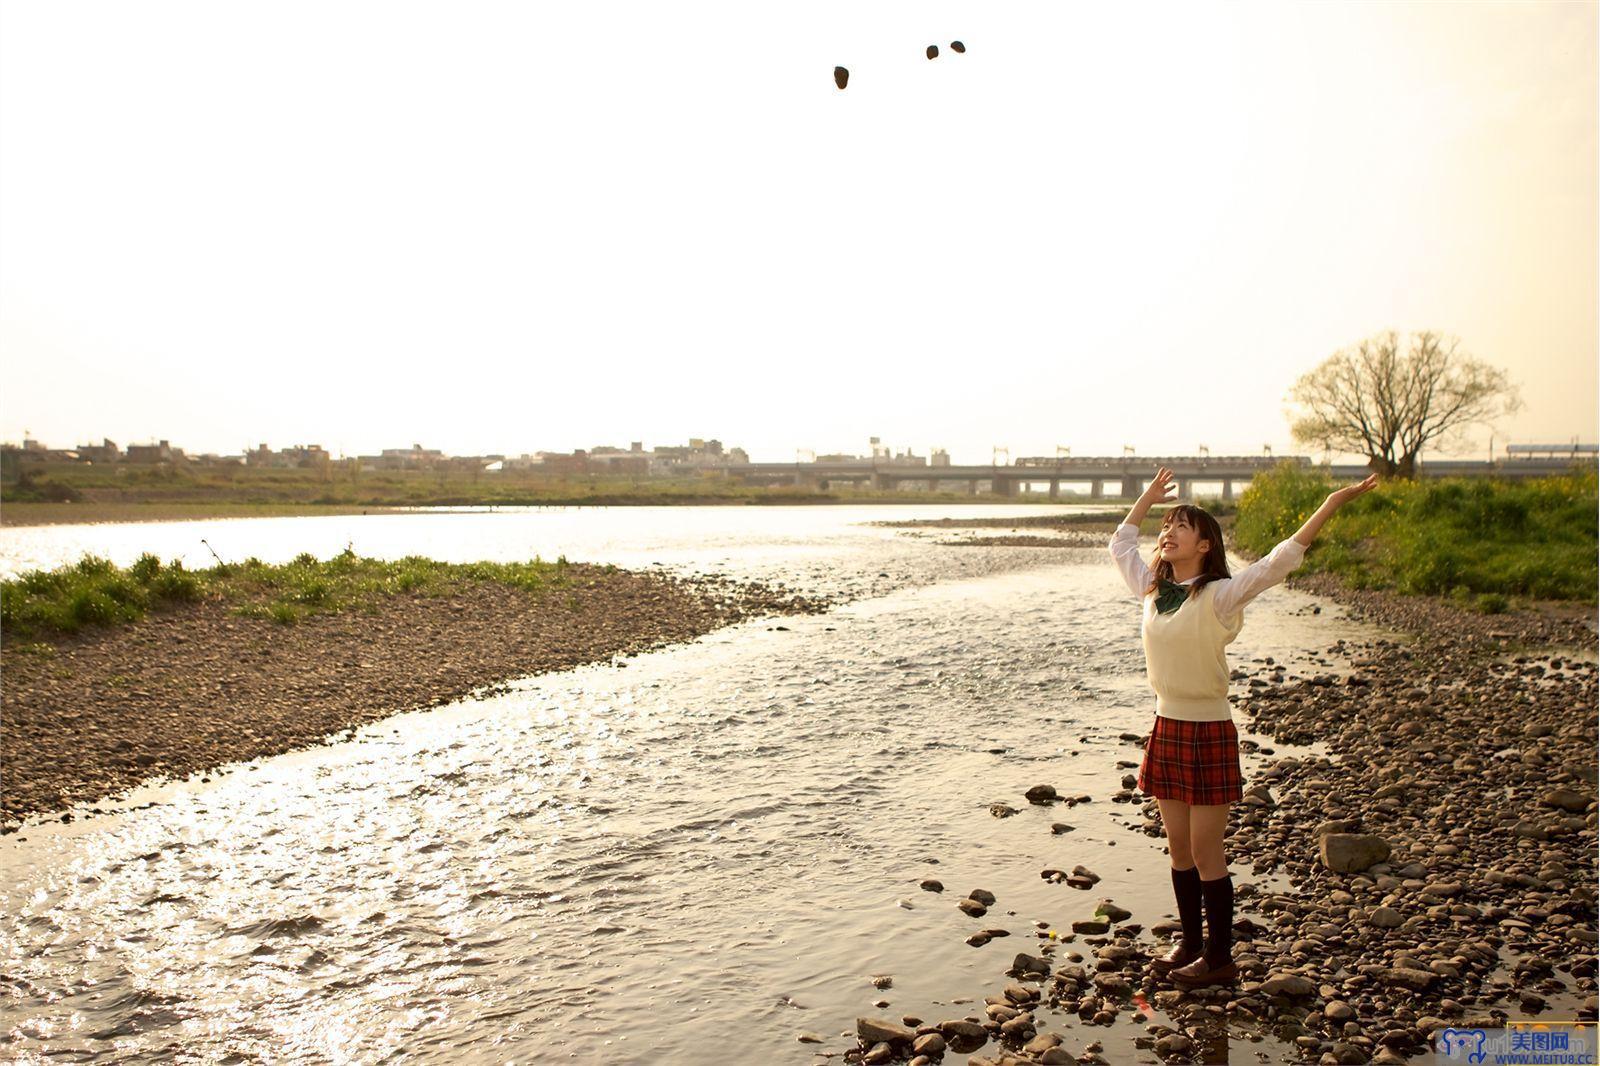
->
[1171,865,1203,950]
[1200,873,1234,965]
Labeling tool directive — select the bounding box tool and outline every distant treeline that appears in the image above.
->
[1232,461,1598,606]
[0,464,1036,508]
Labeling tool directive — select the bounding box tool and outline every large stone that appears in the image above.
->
[1382,967,1438,992]
[1156,1034,1193,1056]
[856,1017,916,1044]
[1011,953,1051,977]
[1260,972,1317,996]
[1024,1032,1063,1055]
[1369,906,1404,929]
[1093,972,1132,996]
[1330,1041,1369,1065]
[1319,833,1392,873]
[1095,900,1132,923]
[1540,787,1594,812]
[1051,963,1088,986]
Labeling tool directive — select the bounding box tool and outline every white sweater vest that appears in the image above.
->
[1141,580,1244,721]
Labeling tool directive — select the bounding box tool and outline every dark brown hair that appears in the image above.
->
[1143,503,1231,601]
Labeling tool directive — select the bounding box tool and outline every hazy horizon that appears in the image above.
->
[2,1,1595,467]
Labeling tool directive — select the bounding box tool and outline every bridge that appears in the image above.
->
[723,454,1593,499]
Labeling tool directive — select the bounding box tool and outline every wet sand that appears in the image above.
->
[1,564,830,826]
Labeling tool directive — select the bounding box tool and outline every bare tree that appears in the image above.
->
[1286,330,1522,478]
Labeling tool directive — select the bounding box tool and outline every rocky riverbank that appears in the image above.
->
[846,574,1597,1066]
[1,564,830,826]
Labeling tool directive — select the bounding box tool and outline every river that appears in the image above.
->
[0,505,1391,1063]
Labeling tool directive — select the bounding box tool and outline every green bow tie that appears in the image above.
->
[1155,578,1190,614]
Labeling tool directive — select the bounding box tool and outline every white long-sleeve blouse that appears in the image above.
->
[1108,522,1307,625]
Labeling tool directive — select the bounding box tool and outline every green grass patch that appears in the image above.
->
[1,548,573,640]
[1232,461,1597,603]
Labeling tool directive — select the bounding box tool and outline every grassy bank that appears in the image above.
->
[0,501,419,526]
[1,550,579,640]
[1232,461,1598,606]
[2,553,830,824]
[0,464,1110,520]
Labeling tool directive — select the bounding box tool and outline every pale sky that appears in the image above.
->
[1,0,1594,464]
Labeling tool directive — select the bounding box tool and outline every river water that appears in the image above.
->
[0,505,1389,1063]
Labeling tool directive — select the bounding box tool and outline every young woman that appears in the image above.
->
[1108,465,1378,987]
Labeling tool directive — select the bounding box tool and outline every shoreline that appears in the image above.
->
[1,563,831,827]
[0,498,1124,528]
[850,568,1596,1065]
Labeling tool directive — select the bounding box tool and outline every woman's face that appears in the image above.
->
[1158,514,1211,566]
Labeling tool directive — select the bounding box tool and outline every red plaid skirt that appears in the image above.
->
[1135,713,1243,806]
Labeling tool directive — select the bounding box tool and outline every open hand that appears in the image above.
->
[1141,466,1177,506]
[1327,473,1379,508]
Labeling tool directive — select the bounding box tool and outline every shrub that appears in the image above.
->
[1233,464,1595,604]
[1476,593,1509,614]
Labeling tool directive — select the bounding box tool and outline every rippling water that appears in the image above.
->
[1,506,1388,1062]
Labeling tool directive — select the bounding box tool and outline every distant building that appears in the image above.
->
[358,444,445,471]
[651,437,734,474]
[76,438,121,464]
[442,454,503,473]
[930,448,951,467]
[125,439,184,463]
[498,453,544,472]
[246,442,330,469]
[246,443,289,468]
[535,450,589,474]
[587,445,650,475]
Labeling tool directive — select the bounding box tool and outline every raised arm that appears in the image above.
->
[1121,465,1175,530]
[1212,472,1380,621]
[1291,473,1379,549]
[1108,467,1176,597]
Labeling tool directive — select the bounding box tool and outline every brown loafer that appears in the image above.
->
[1169,955,1239,987]
[1150,941,1203,975]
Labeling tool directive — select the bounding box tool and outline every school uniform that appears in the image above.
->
[1108,523,1307,805]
